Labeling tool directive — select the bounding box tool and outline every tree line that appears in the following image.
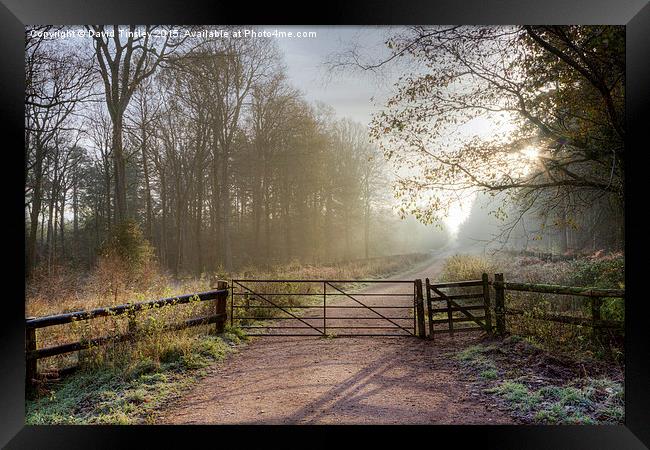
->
[25,26,432,279]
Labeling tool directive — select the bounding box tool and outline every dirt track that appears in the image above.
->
[158,257,515,424]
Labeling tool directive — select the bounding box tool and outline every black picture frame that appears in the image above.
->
[2,0,649,448]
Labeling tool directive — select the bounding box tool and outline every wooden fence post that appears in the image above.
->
[591,297,603,344]
[213,280,228,334]
[26,322,37,391]
[425,278,434,341]
[482,273,493,334]
[415,279,426,339]
[127,308,137,336]
[494,273,506,335]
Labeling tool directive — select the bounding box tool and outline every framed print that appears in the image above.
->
[2,0,649,448]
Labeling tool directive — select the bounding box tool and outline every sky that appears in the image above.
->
[265,26,397,126]
[42,26,395,125]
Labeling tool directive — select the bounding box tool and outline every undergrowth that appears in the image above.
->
[485,378,624,424]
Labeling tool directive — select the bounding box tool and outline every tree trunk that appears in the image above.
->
[26,140,45,277]
[364,200,370,259]
[221,146,232,271]
[160,174,168,266]
[112,114,128,224]
[344,208,350,261]
[264,188,271,265]
[46,188,55,270]
[59,191,66,259]
[104,161,111,231]
[558,221,568,255]
[252,155,262,252]
[325,193,333,262]
[175,175,183,276]
[196,180,204,275]
[263,157,271,264]
[141,127,153,241]
[40,207,46,244]
[73,174,79,259]
[209,123,222,269]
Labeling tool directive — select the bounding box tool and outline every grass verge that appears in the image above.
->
[26,327,248,424]
[454,336,624,424]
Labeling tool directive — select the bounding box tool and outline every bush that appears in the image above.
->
[568,252,624,289]
[567,253,624,322]
[92,219,158,302]
[99,219,154,269]
[440,254,496,282]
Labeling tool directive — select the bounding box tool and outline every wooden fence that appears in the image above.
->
[491,273,625,335]
[26,281,228,388]
[420,273,624,339]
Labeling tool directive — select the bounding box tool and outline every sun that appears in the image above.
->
[520,146,540,160]
[443,193,476,237]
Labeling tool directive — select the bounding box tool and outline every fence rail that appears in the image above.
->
[25,282,229,388]
[504,308,623,329]
[26,289,228,329]
[494,281,625,298]
[423,274,624,339]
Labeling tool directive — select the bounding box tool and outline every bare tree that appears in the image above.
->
[25,27,94,275]
[86,25,186,224]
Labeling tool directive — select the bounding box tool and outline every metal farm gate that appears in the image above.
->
[230,279,421,337]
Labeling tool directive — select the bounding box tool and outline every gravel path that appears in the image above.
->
[158,257,515,424]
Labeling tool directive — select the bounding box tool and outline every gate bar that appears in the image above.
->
[426,278,434,341]
[231,279,418,337]
[232,292,414,297]
[325,282,414,336]
[323,281,326,335]
[430,285,487,331]
[232,305,412,309]
[233,279,416,283]
[233,281,324,335]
